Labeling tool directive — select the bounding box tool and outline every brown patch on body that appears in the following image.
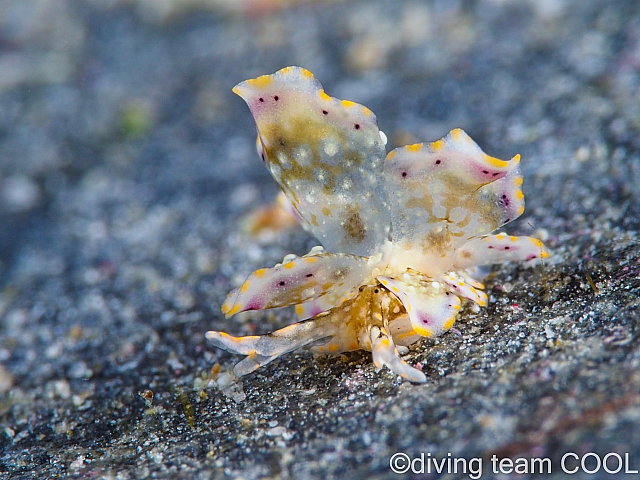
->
[420,229,451,254]
[343,207,366,242]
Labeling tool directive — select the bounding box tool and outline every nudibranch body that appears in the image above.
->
[206,67,548,383]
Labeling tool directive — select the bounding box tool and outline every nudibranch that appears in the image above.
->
[206,66,548,383]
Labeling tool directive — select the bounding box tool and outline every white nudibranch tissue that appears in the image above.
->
[206,66,548,383]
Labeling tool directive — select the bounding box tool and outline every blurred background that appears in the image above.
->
[1,0,640,478]
[1,0,638,270]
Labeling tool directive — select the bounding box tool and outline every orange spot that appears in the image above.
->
[431,140,445,151]
[299,68,314,78]
[450,128,462,140]
[295,305,304,316]
[340,100,356,108]
[254,269,267,278]
[319,91,331,101]
[284,262,296,270]
[482,153,509,169]
[406,144,423,152]
[304,257,319,264]
[444,318,455,330]
[240,281,251,293]
[413,325,434,338]
[241,75,274,90]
